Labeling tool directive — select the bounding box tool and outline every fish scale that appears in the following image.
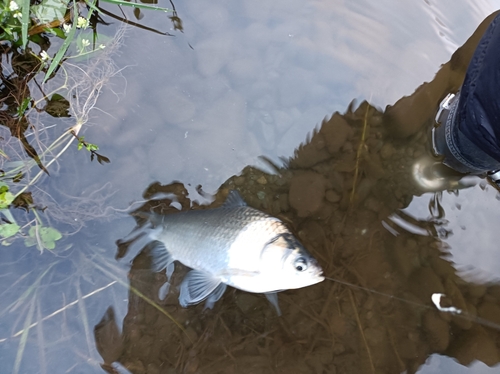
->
[155,207,268,272]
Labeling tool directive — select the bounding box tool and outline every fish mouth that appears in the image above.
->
[312,274,325,285]
[314,267,325,281]
[309,258,324,277]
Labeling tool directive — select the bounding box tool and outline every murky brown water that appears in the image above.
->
[2,1,500,373]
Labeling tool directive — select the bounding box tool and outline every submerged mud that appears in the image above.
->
[100,96,500,373]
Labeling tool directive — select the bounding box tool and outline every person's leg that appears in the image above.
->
[434,13,500,177]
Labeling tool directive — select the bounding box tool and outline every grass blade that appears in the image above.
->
[13,294,36,374]
[99,0,170,12]
[20,0,30,49]
[43,0,78,83]
[85,0,99,20]
[2,264,55,316]
[92,261,190,341]
[76,280,94,356]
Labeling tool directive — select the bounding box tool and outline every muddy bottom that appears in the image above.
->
[95,101,500,374]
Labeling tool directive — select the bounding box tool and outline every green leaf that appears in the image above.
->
[17,97,31,117]
[40,226,62,249]
[77,142,83,150]
[31,0,69,24]
[0,223,20,238]
[24,233,37,248]
[25,225,62,250]
[45,26,66,39]
[0,192,15,209]
[85,0,98,22]
[0,183,15,209]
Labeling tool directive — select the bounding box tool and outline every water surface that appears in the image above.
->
[2,0,500,373]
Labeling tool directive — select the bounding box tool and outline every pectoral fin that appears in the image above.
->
[204,283,227,310]
[265,292,282,316]
[179,270,223,307]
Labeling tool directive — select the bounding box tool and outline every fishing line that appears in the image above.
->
[324,276,500,332]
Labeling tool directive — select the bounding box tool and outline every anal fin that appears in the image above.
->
[158,281,170,300]
[204,283,227,310]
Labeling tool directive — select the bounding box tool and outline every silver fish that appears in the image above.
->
[144,190,324,314]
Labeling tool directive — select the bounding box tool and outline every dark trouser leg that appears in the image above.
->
[434,13,500,175]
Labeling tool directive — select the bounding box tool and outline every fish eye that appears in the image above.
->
[294,257,308,272]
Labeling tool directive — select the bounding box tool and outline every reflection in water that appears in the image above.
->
[0,244,127,373]
[3,5,500,374]
[94,14,500,372]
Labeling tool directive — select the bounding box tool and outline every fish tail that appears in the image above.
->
[129,210,165,247]
[132,211,173,272]
[132,210,164,228]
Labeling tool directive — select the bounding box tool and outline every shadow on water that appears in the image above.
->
[88,11,500,374]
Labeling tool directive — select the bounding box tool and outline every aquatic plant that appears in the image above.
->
[0,0,171,80]
[0,24,121,250]
[0,0,174,250]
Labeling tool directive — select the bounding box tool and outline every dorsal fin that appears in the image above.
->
[221,190,247,208]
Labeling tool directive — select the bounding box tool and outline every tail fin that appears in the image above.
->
[132,210,164,228]
[132,211,173,273]
[118,211,162,258]
[117,210,168,267]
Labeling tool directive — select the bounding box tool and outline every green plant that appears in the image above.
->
[0,181,62,250]
[0,0,174,252]
[0,24,126,249]
[24,223,62,250]
[74,133,110,164]
[1,0,171,82]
